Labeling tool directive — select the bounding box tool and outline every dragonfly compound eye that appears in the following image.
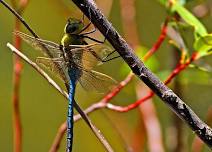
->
[66,24,77,34]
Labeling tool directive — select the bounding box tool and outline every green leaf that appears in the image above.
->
[157,0,187,6]
[157,0,168,6]
[189,64,212,73]
[194,34,212,57]
[172,2,207,38]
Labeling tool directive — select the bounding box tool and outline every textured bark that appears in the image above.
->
[72,0,212,148]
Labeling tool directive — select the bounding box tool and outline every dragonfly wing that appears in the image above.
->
[71,44,113,70]
[88,44,114,61]
[14,31,61,58]
[78,70,117,93]
[71,47,101,70]
[36,57,69,83]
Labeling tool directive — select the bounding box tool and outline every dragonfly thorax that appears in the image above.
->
[61,33,83,47]
[63,47,82,71]
[66,50,83,82]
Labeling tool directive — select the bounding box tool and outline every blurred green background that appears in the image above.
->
[0,0,212,151]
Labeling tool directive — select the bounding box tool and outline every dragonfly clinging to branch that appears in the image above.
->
[15,17,118,152]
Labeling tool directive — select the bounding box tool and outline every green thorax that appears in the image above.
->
[61,33,84,46]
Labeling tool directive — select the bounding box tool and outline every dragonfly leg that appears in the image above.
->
[81,35,106,44]
[102,55,120,62]
[79,22,92,34]
[90,49,120,63]
[81,27,96,35]
[79,17,107,44]
[80,13,98,34]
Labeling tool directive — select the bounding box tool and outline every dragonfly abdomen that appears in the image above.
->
[66,72,77,152]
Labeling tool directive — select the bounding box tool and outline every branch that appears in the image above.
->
[71,0,212,148]
[49,122,67,152]
[192,107,212,152]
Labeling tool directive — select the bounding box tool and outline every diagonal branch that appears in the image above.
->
[71,0,212,148]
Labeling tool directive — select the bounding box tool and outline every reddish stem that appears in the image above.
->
[107,52,199,112]
[12,18,23,152]
[143,17,169,61]
[102,72,134,104]
[165,52,198,84]
[101,17,170,105]
[137,86,164,152]
[107,92,154,112]
[12,1,28,152]
[49,122,67,152]
[120,0,140,47]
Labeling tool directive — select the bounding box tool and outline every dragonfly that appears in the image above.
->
[15,17,117,152]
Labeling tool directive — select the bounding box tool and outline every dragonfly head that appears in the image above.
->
[64,18,84,35]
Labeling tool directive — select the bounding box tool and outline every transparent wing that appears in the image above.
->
[14,31,61,58]
[36,57,69,84]
[89,44,114,60]
[78,70,117,93]
[71,44,113,70]
[71,47,101,70]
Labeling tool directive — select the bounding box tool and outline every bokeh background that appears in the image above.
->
[0,0,212,151]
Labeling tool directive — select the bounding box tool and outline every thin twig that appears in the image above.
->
[74,72,134,121]
[49,122,67,152]
[143,17,169,60]
[12,0,29,151]
[13,18,23,152]
[120,0,140,47]
[106,52,198,111]
[7,43,69,98]
[0,0,37,37]
[72,0,212,148]
[6,43,114,152]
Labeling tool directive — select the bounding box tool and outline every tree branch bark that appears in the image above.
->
[71,0,212,148]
